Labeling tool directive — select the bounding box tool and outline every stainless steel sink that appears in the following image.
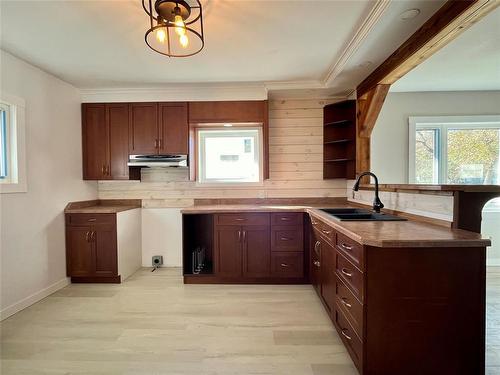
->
[320,208,407,221]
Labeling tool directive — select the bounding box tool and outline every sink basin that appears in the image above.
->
[320,208,407,221]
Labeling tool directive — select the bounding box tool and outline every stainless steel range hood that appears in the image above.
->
[127,154,188,168]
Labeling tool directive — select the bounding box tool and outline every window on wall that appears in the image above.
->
[0,103,9,180]
[0,94,27,193]
[197,127,262,183]
[409,116,500,184]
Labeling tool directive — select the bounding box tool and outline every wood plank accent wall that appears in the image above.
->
[98,99,347,204]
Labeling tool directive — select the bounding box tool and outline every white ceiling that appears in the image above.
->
[392,7,500,92]
[1,0,446,95]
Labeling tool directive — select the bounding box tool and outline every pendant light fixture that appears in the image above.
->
[143,0,204,57]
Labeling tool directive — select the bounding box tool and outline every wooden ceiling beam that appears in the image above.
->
[357,84,390,138]
[357,0,499,98]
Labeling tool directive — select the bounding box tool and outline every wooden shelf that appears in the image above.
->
[324,139,352,145]
[324,120,351,127]
[324,158,354,162]
[323,100,357,180]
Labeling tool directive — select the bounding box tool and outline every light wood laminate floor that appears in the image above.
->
[1,267,499,375]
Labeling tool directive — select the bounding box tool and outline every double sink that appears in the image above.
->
[320,208,406,221]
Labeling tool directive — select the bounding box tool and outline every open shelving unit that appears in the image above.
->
[182,214,214,280]
[323,100,357,179]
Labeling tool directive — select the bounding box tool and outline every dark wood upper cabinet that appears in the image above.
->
[188,101,267,123]
[82,104,109,180]
[108,104,130,180]
[129,102,158,155]
[159,102,188,154]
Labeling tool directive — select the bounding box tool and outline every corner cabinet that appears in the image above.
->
[308,213,486,374]
[65,210,141,283]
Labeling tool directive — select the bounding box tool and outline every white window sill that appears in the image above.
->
[195,181,264,188]
[0,181,27,194]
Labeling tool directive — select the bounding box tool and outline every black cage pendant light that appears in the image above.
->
[143,0,204,57]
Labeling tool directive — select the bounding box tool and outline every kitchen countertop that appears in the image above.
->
[181,204,490,248]
[64,199,141,214]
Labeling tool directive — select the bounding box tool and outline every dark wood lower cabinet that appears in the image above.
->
[184,212,306,283]
[66,209,141,283]
[310,214,486,375]
[242,225,271,278]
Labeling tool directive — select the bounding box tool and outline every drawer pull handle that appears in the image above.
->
[85,231,90,242]
[341,268,352,277]
[341,329,352,340]
[280,237,291,241]
[341,298,352,308]
[87,218,96,222]
[340,243,353,251]
[311,219,318,225]
[235,218,246,221]
[321,229,331,235]
[313,260,320,267]
[280,263,290,268]
[314,241,321,255]
[280,217,291,221]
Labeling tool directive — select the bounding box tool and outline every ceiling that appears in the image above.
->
[1,0,446,95]
[392,7,500,92]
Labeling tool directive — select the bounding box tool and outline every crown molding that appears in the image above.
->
[80,83,268,102]
[322,0,391,87]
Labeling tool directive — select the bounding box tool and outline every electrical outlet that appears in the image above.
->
[152,255,163,268]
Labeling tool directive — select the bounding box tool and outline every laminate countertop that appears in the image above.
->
[181,204,491,248]
[64,199,141,214]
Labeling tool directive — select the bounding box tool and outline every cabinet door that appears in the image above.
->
[188,101,265,123]
[82,104,109,180]
[311,234,322,294]
[129,103,158,155]
[321,238,336,312]
[159,103,188,154]
[108,104,130,179]
[242,225,270,278]
[215,226,242,278]
[93,223,118,277]
[67,225,93,276]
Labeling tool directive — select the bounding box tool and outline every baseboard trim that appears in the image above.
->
[0,278,70,321]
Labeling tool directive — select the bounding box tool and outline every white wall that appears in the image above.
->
[141,208,182,267]
[371,91,500,183]
[0,51,97,319]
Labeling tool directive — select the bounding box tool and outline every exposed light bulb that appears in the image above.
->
[156,28,166,43]
[180,34,189,48]
[174,14,186,36]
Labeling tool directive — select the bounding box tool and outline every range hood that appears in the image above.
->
[127,154,188,168]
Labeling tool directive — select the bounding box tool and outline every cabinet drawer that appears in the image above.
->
[336,232,363,270]
[271,212,303,226]
[66,213,115,226]
[310,216,335,244]
[336,252,364,302]
[334,307,363,368]
[216,213,270,226]
[336,276,363,338]
[271,252,304,278]
[271,226,303,252]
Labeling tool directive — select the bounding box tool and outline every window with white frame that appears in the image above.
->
[0,94,27,193]
[197,127,262,183]
[409,116,500,184]
[0,103,10,180]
